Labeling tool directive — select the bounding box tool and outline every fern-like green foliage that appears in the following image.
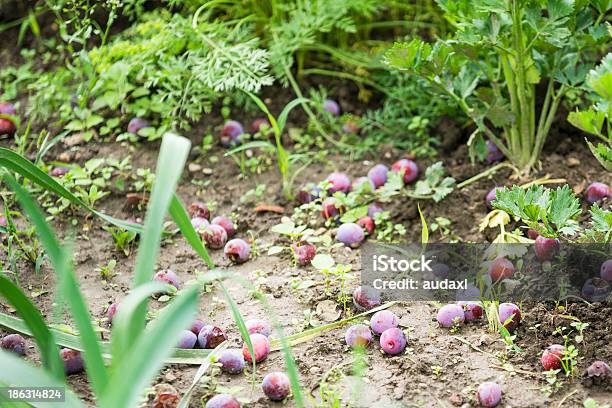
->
[492,185,581,238]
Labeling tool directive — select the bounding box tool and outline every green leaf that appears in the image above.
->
[99,286,199,408]
[340,206,368,223]
[0,276,65,381]
[311,254,335,270]
[2,173,109,396]
[568,109,605,135]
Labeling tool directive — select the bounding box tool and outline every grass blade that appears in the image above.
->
[109,281,168,368]
[129,133,191,346]
[0,276,64,381]
[169,196,214,270]
[2,172,109,396]
[99,286,199,408]
[0,351,86,408]
[177,341,228,408]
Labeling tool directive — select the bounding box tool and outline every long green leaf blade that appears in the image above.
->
[0,276,64,381]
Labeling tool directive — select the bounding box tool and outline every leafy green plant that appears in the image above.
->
[568,52,612,170]
[385,0,611,173]
[492,185,581,238]
[0,133,200,407]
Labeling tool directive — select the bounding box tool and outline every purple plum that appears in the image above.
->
[177,330,197,349]
[189,202,210,220]
[242,333,270,363]
[336,223,365,248]
[585,361,612,379]
[498,303,521,331]
[541,344,564,370]
[323,99,340,116]
[205,394,240,408]
[357,216,374,236]
[220,120,244,147]
[457,301,483,321]
[262,372,291,401]
[582,277,610,302]
[153,269,180,290]
[477,382,502,407]
[527,229,540,240]
[489,257,514,283]
[212,216,236,238]
[321,197,343,219]
[198,325,227,349]
[370,310,399,335]
[201,224,228,249]
[224,239,251,264]
[391,159,418,184]
[345,324,372,348]
[326,172,351,194]
[486,140,504,163]
[296,183,320,204]
[534,236,560,261]
[380,328,406,355]
[291,242,316,266]
[586,182,611,204]
[0,102,17,136]
[353,286,382,311]
[437,304,465,328]
[486,187,501,209]
[245,319,271,337]
[367,164,388,188]
[61,348,84,375]
[107,302,119,325]
[1,334,26,356]
[191,216,210,232]
[352,177,374,191]
[601,259,612,282]
[49,167,69,177]
[218,349,245,374]
[367,204,384,218]
[127,117,150,135]
[191,319,206,335]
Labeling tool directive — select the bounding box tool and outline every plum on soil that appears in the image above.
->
[212,216,236,238]
[224,239,251,264]
[436,304,465,328]
[498,303,521,331]
[205,394,240,408]
[391,159,418,184]
[218,349,245,374]
[336,222,365,248]
[198,325,227,349]
[477,382,502,407]
[345,324,372,348]
[370,310,399,335]
[1,334,26,356]
[177,330,197,349]
[262,372,291,401]
[245,318,271,337]
[380,328,407,355]
[242,333,270,363]
[353,286,382,310]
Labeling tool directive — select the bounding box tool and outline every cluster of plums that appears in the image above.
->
[296,159,419,250]
[344,310,406,355]
[199,318,293,407]
[188,202,251,264]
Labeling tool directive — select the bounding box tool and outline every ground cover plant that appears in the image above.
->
[0,0,611,407]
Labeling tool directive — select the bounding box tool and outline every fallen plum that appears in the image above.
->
[1,334,26,356]
[177,330,197,349]
[224,239,251,264]
[153,269,180,290]
[201,224,228,249]
[220,120,244,147]
[391,159,418,184]
[457,301,483,321]
[476,382,502,407]
[323,99,340,116]
[61,348,84,375]
[357,216,375,236]
[291,242,316,266]
[127,117,150,135]
[321,197,343,219]
[336,222,365,248]
[326,172,351,194]
[262,372,291,401]
[600,259,612,282]
[367,164,388,188]
[242,333,270,363]
[0,102,17,136]
[534,236,560,261]
[370,310,399,335]
[218,349,245,374]
[212,216,236,238]
[586,182,611,204]
[251,118,271,133]
[353,286,381,310]
[436,304,465,328]
[198,325,227,349]
[498,303,521,331]
[489,257,514,283]
[205,394,240,408]
[541,344,564,370]
[191,319,206,335]
[245,318,271,337]
[189,202,210,220]
[345,324,372,348]
[486,140,504,163]
[380,327,406,355]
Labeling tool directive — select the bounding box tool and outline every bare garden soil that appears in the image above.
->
[1,88,612,408]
